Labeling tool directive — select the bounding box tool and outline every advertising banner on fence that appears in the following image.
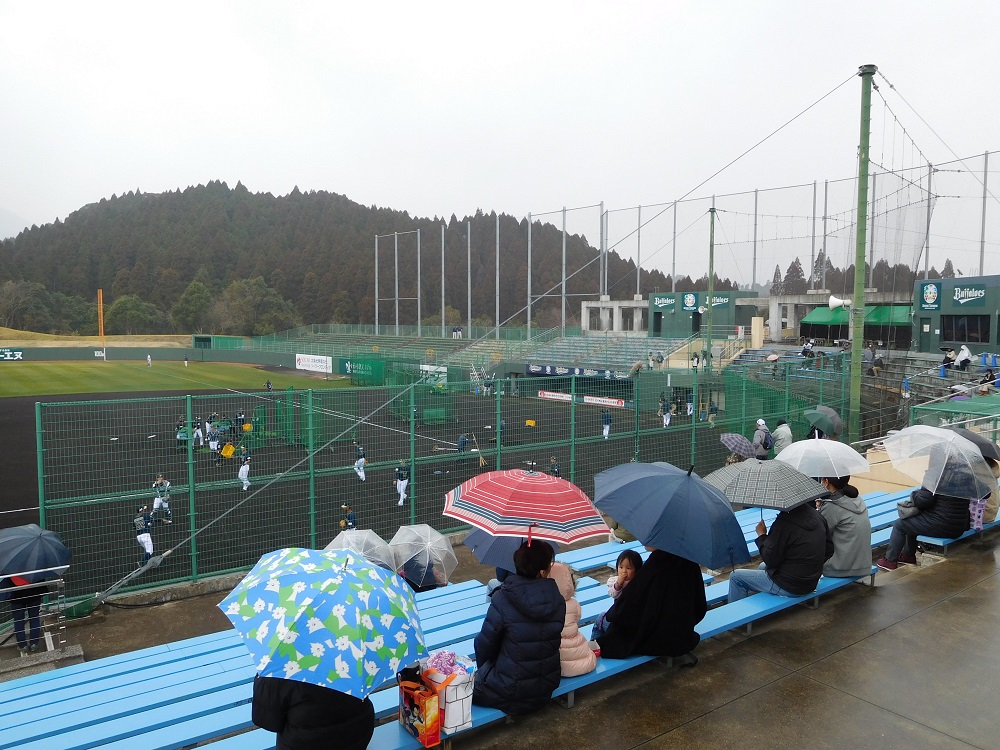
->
[582,395,625,408]
[295,353,332,374]
[0,348,24,361]
[538,390,573,402]
[527,363,632,380]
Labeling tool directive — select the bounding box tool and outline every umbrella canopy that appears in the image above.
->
[219,547,425,697]
[324,529,396,571]
[720,433,755,459]
[703,459,830,511]
[462,529,559,571]
[765,353,781,362]
[443,469,608,544]
[946,427,1000,461]
[774,439,870,479]
[593,462,750,569]
[881,425,996,500]
[0,524,71,581]
[389,524,459,588]
[804,405,843,438]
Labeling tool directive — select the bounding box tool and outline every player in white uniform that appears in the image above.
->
[238,448,251,490]
[152,474,172,523]
[395,461,410,506]
[353,443,367,481]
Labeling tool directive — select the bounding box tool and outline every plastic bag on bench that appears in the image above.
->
[398,664,441,748]
[421,651,475,734]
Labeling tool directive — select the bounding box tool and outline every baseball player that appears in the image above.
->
[238,447,252,490]
[548,456,561,478]
[601,409,612,439]
[341,503,357,530]
[151,474,172,523]
[395,460,410,506]
[208,423,221,464]
[353,442,367,482]
[192,417,204,447]
[133,505,154,566]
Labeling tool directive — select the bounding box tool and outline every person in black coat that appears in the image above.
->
[595,548,707,661]
[251,674,375,750]
[728,502,834,603]
[473,540,565,715]
[877,487,971,570]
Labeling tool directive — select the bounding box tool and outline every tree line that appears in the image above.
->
[0,182,950,336]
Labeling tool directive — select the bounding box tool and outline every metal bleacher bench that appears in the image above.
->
[19,478,999,750]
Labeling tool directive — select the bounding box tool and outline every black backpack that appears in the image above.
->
[761,430,774,450]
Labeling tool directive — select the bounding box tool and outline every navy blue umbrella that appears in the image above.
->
[593,462,750,569]
[0,524,71,581]
[462,528,559,572]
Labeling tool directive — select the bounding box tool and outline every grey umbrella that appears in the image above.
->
[946,427,1000,461]
[720,433,754,459]
[703,459,831,511]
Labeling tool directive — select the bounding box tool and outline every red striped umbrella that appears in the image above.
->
[443,470,608,544]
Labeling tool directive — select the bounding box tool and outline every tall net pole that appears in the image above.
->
[849,63,878,443]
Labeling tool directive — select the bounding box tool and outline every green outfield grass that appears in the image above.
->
[0,361,349,398]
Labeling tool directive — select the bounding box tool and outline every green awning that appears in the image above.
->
[866,305,913,326]
[911,394,1000,418]
[800,307,850,325]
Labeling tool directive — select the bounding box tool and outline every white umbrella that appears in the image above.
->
[389,524,459,588]
[324,529,396,571]
[775,440,870,479]
[881,425,995,500]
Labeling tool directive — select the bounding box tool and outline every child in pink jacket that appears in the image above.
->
[549,562,597,677]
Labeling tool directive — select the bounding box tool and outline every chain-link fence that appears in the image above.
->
[36,361,846,601]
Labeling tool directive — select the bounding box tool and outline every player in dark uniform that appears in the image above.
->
[548,457,561,478]
[134,505,154,566]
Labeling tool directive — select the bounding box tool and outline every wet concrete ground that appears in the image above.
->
[14,533,1000,750]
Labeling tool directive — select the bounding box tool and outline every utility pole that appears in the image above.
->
[981,151,989,276]
[441,224,446,339]
[849,64,878,444]
[706,204,716,374]
[923,162,933,279]
[527,214,532,339]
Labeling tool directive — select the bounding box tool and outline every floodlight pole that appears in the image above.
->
[923,162,933,279]
[706,203,715,374]
[441,223,446,339]
[527,214,533,339]
[394,232,399,335]
[467,221,472,333]
[810,181,817,289]
[495,214,500,340]
[374,235,379,333]
[416,228,422,337]
[561,207,567,335]
[671,201,677,292]
[849,64,878,444]
[822,180,829,290]
[636,205,642,295]
[981,151,989,276]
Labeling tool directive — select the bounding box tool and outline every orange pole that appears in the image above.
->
[97,289,106,358]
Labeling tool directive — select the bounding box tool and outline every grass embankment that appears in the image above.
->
[0,327,190,348]
[0,361,347,398]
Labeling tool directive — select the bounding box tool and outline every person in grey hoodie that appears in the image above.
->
[752,418,772,459]
[772,419,793,455]
[817,476,872,577]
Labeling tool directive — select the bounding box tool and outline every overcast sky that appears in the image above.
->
[2,1,999,288]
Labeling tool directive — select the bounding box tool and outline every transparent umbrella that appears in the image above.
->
[774,439,870,479]
[325,529,396,571]
[389,524,459,589]
[881,425,996,500]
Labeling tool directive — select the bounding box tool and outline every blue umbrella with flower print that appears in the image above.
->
[219,547,425,697]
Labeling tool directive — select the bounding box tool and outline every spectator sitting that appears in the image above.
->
[595,548,706,663]
[603,513,635,544]
[942,348,957,369]
[590,548,643,640]
[877,487,971,570]
[473,540,565,715]
[728,502,834,603]
[956,345,973,371]
[817,476,873,578]
[400,558,444,594]
[252,675,375,750]
[549,562,597,677]
[979,369,995,396]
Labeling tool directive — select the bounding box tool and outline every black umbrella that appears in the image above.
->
[463,529,559,571]
[946,427,1000,461]
[0,524,71,581]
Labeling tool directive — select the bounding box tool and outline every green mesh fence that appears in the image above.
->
[36,362,847,602]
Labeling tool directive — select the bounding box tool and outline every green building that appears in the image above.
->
[913,275,1000,353]
[648,291,759,339]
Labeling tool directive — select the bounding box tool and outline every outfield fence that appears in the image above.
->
[34,360,847,602]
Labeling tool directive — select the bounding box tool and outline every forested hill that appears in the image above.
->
[0,181,734,336]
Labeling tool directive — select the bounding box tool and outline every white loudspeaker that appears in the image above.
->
[828,295,850,310]
[697,306,707,314]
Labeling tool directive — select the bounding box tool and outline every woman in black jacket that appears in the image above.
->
[595,548,707,661]
[877,487,971,570]
[251,675,375,750]
[473,540,566,715]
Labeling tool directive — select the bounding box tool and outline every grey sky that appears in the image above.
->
[2,1,998,289]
